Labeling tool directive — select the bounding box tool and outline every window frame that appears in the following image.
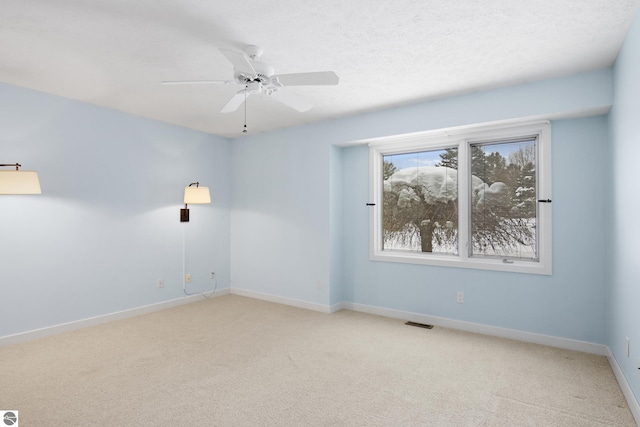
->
[369,120,552,275]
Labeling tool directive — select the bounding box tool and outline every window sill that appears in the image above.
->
[370,250,552,275]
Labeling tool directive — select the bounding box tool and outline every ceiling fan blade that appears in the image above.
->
[270,90,313,112]
[161,80,236,85]
[220,91,250,114]
[275,71,339,86]
[219,48,256,76]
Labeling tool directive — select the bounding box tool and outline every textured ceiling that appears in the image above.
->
[1,1,639,138]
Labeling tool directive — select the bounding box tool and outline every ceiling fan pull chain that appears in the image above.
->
[243,85,248,133]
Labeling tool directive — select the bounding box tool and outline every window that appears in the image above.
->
[369,121,551,274]
[382,147,459,256]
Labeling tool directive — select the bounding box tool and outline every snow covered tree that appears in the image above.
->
[511,161,536,218]
[471,179,534,255]
[470,145,535,255]
[383,166,460,252]
[384,146,535,255]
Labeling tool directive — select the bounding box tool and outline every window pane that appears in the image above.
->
[382,148,458,255]
[470,139,537,260]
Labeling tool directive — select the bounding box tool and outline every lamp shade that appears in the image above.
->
[0,170,41,194]
[184,186,210,204]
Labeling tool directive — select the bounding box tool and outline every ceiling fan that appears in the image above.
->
[162,45,339,114]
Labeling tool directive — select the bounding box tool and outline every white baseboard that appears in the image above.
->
[607,348,640,425]
[8,285,602,356]
[0,288,230,347]
[230,288,332,313]
[3,287,606,356]
[342,302,609,356]
[2,287,637,420]
[346,300,640,421]
[225,290,608,356]
[330,301,349,313]
[343,302,640,418]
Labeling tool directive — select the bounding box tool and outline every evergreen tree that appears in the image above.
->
[511,161,536,218]
[383,160,397,180]
[437,148,458,170]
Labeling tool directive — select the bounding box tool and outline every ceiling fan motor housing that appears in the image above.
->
[235,61,275,85]
[245,81,262,94]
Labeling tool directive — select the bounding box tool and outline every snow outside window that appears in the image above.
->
[369,121,552,275]
[382,148,459,255]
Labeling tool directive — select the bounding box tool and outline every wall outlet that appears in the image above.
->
[626,337,630,357]
[456,291,464,304]
[316,280,322,290]
[210,272,216,279]
[185,273,191,283]
[157,278,164,289]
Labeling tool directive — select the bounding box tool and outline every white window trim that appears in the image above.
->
[369,120,552,275]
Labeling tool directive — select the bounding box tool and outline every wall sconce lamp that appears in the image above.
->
[180,182,210,222]
[0,163,42,195]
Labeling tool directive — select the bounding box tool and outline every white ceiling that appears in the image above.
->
[2,1,639,138]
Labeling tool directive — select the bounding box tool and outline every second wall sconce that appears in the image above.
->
[180,182,211,222]
[0,163,42,195]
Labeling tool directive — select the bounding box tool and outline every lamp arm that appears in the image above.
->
[0,163,21,170]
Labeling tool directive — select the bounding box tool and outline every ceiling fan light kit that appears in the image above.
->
[162,44,339,131]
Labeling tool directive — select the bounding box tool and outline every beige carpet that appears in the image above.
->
[0,295,635,426]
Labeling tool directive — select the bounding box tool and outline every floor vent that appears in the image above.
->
[405,321,434,329]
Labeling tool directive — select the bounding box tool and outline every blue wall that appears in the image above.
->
[1,68,616,346]
[230,128,332,306]
[340,115,609,343]
[229,68,613,341]
[0,83,231,337]
[330,145,345,306]
[609,9,640,404]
